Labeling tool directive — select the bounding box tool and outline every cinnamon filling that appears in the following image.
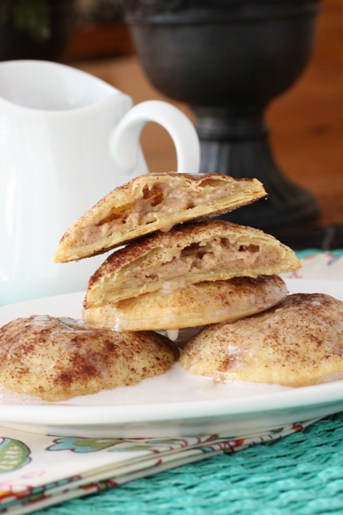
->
[95,238,266,303]
[79,181,233,244]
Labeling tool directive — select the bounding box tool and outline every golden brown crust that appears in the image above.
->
[55,172,266,262]
[85,220,300,305]
[0,315,175,401]
[82,275,288,331]
[180,293,343,387]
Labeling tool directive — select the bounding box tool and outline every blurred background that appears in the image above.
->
[0,0,342,248]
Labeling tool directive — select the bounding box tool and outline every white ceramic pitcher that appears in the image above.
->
[0,60,200,305]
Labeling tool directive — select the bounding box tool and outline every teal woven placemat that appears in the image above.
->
[37,413,343,514]
[296,249,343,257]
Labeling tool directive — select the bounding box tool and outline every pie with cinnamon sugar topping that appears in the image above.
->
[180,294,343,387]
[0,315,175,401]
[83,275,288,332]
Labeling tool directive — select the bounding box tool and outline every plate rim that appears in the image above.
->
[0,278,342,428]
[1,380,343,426]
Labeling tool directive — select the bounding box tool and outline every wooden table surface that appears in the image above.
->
[70,0,343,248]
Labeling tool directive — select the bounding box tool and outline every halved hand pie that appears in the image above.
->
[82,275,288,331]
[55,173,266,262]
[180,293,343,387]
[84,220,300,306]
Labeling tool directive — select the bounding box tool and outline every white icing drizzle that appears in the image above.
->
[166,329,179,341]
[112,316,122,332]
[160,225,174,233]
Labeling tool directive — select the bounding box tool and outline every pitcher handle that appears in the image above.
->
[109,100,200,174]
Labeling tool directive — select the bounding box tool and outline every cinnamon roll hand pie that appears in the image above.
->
[0,315,174,401]
[84,220,299,305]
[83,276,288,332]
[55,173,266,262]
[180,294,343,387]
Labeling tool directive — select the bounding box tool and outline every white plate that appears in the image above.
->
[0,279,342,437]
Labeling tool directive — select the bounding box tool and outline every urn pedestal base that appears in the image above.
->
[195,108,319,227]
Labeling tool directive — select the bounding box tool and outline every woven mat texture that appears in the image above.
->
[37,412,343,515]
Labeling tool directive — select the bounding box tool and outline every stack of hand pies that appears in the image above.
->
[55,173,299,333]
[55,172,343,390]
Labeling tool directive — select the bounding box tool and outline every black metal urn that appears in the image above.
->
[124,0,321,228]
